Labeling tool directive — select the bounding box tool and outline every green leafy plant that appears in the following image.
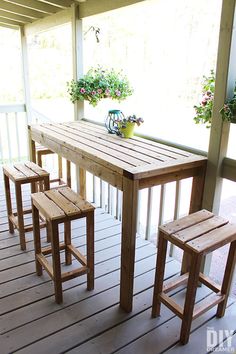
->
[193,70,215,128]
[67,67,133,107]
[219,95,236,122]
[194,70,236,126]
[116,114,144,129]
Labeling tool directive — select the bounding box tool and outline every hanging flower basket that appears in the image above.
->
[67,67,133,107]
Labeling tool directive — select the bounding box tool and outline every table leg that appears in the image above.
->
[28,125,36,163]
[120,177,139,313]
[189,167,206,214]
[181,166,206,274]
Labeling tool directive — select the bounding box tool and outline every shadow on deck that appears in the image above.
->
[0,174,236,354]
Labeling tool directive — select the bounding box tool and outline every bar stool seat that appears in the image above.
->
[3,162,50,250]
[152,209,236,345]
[36,146,71,188]
[31,186,95,304]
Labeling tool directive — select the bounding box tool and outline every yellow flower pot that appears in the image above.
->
[119,122,135,138]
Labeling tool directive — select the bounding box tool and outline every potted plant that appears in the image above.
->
[115,114,144,138]
[67,66,133,107]
[194,70,236,126]
[219,95,236,123]
[193,70,215,128]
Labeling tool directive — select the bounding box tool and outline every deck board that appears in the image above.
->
[0,174,235,354]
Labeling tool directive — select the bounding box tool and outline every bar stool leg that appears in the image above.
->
[64,221,72,265]
[49,220,63,304]
[32,203,43,276]
[46,220,51,243]
[217,240,236,318]
[58,156,63,183]
[86,210,94,291]
[66,160,71,188]
[152,231,168,317]
[44,175,50,191]
[180,254,202,344]
[37,152,44,191]
[15,182,26,250]
[37,151,43,167]
[3,173,14,233]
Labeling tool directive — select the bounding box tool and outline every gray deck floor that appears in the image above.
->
[0,178,236,354]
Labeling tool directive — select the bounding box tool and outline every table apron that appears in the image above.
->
[30,131,123,190]
[139,166,204,190]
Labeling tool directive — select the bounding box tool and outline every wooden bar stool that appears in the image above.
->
[36,146,71,188]
[31,186,94,304]
[3,162,50,250]
[152,209,236,345]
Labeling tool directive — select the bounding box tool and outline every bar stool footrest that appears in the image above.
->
[9,213,46,232]
[61,266,89,282]
[42,243,66,255]
[193,293,225,320]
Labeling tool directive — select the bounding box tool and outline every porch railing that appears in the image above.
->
[0,108,201,251]
[87,172,193,247]
[0,104,28,164]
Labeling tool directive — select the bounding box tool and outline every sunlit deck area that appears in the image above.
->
[0,171,235,354]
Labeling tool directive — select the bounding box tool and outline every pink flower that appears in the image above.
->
[91,90,96,95]
[115,90,121,97]
[80,88,86,94]
[97,89,103,94]
[105,89,110,96]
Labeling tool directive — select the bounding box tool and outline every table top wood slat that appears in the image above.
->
[48,123,147,167]
[77,120,193,158]
[31,124,134,174]
[63,122,172,163]
[30,121,207,180]
[59,122,164,165]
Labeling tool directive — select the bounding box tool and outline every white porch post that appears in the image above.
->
[20,25,32,124]
[202,0,236,273]
[71,3,86,197]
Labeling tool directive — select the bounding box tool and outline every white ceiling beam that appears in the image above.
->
[0,21,19,29]
[24,7,71,35]
[0,0,45,19]
[78,0,146,18]
[0,9,32,22]
[4,0,59,14]
[38,0,73,8]
[0,17,20,26]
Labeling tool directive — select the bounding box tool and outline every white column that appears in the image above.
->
[71,3,84,121]
[202,0,236,214]
[20,25,32,124]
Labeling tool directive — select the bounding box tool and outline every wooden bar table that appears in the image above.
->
[28,120,207,313]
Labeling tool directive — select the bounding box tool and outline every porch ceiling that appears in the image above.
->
[0,0,84,30]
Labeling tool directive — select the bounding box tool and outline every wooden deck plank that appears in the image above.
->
[0,214,118,259]
[0,257,180,353]
[114,299,235,354]
[66,286,212,354]
[164,301,236,354]
[0,175,235,354]
[0,245,158,333]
